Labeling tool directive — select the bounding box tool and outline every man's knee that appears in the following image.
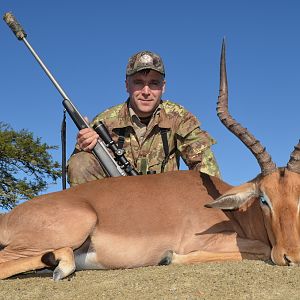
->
[67,151,105,186]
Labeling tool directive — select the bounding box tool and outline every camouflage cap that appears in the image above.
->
[126,50,165,76]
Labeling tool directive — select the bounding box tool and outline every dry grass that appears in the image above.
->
[1,260,300,299]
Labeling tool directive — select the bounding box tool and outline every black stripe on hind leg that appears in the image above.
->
[158,250,173,266]
[41,252,59,268]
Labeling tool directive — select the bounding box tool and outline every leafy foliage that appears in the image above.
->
[0,122,61,209]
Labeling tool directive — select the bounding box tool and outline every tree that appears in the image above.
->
[0,122,61,210]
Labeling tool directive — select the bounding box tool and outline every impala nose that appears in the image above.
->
[283,254,300,266]
[284,254,292,265]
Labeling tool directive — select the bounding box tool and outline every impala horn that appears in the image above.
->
[287,142,300,174]
[217,39,277,176]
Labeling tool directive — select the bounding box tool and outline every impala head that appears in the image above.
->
[206,40,300,266]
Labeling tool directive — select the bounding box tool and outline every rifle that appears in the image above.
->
[3,12,139,183]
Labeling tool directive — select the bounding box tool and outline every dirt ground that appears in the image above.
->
[1,260,300,300]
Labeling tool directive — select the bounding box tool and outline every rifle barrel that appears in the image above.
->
[3,12,127,178]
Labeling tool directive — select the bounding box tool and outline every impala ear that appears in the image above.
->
[205,182,259,210]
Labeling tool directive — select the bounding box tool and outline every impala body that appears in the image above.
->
[0,171,269,279]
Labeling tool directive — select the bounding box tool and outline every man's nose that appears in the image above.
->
[141,84,150,94]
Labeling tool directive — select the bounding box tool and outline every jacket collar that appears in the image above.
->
[116,99,172,129]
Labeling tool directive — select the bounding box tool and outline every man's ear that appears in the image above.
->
[162,80,166,94]
[205,182,259,210]
[125,79,129,93]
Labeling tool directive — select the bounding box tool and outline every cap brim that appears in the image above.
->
[126,66,165,76]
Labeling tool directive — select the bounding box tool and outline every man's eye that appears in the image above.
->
[149,81,160,88]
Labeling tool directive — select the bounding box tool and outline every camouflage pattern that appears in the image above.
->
[67,151,106,185]
[126,51,165,76]
[67,100,221,186]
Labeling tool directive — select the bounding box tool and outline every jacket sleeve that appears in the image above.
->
[176,111,221,178]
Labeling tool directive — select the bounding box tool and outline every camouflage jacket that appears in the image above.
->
[90,100,221,177]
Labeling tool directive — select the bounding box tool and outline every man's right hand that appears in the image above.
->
[77,127,99,152]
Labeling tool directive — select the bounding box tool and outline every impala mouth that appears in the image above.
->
[283,254,300,266]
[272,246,300,266]
[284,254,292,265]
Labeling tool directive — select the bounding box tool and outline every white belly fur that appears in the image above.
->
[75,251,107,270]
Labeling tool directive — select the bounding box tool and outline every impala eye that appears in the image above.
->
[259,195,269,206]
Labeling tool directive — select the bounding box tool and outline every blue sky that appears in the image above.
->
[1,1,300,194]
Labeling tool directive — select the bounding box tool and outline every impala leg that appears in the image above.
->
[0,256,47,279]
[167,250,244,265]
[0,247,75,280]
[159,238,271,265]
[159,249,243,265]
[41,247,76,281]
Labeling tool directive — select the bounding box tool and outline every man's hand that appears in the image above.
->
[77,127,99,152]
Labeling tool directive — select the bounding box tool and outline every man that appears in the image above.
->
[67,50,220,186]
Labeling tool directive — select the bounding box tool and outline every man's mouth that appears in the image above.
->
[139,99,153,102]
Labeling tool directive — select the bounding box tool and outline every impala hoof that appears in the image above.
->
[158,250,173,266]
[53,267,64,281]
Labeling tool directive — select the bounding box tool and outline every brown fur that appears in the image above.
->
[258,170,300,265]
[0,169,298,280]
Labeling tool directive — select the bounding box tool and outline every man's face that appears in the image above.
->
[126,70,166,118]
